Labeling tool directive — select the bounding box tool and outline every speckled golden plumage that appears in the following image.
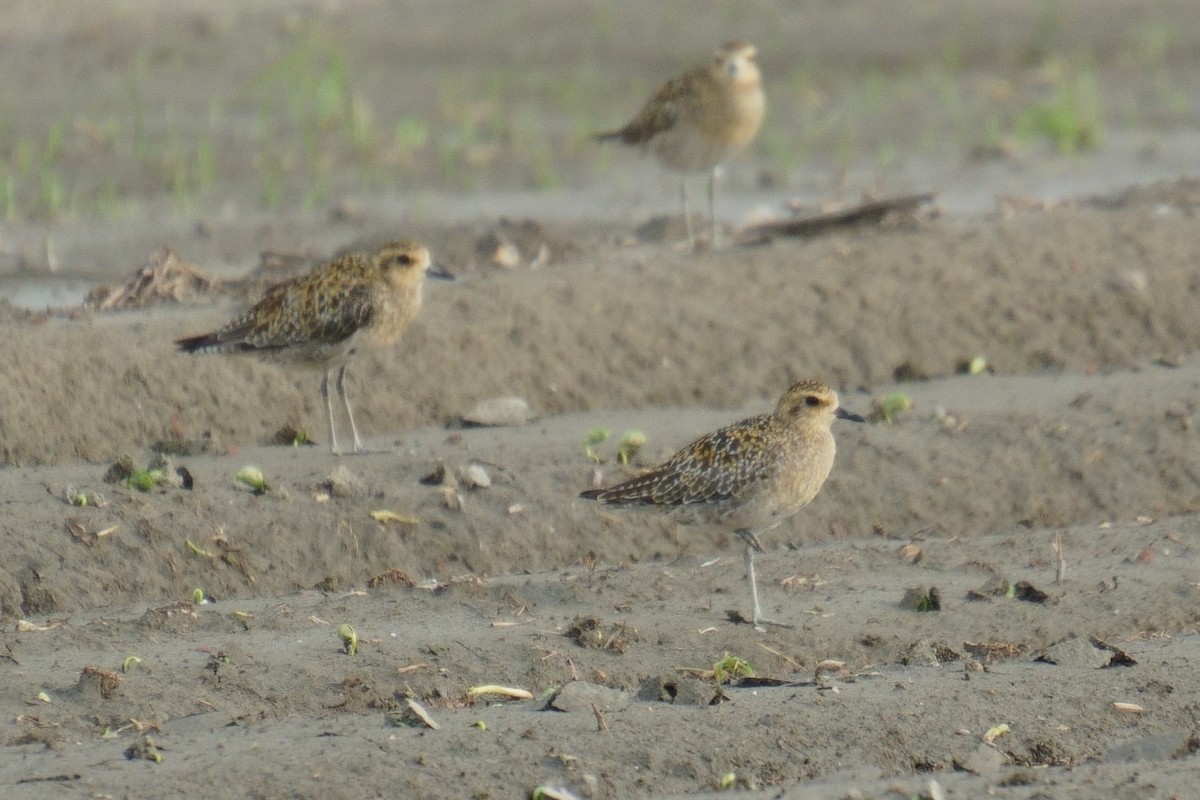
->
[176,239,452,454]
[595,40,765,246]
[580,379,863,630]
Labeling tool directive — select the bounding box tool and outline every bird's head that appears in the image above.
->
[713,40,761,88]
[375,239,454,287]
[775,379,865,426]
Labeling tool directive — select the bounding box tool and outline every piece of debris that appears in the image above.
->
[466,685,533,701]
[387,698,440,729]
[369,510,419,526]
[737,192,937,244]
[459,462,491,489]
[86,248,218,310]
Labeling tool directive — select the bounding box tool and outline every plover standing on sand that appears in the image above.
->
[176,239,452,454]
[580,379,863,631]
[594,40,765,247]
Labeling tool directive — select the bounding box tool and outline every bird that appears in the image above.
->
[579,379,863,631]
[176,239,452,455]
[594,40,765,248]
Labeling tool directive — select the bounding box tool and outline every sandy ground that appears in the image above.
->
[2,2,1200,799]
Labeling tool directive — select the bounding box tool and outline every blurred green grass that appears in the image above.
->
[0,9,1191,223]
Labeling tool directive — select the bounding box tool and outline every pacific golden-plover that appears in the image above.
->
[580,379,863,631]
[176,239,452,455]
[594,40,765,247]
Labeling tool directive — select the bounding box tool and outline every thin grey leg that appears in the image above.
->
[321,368,340,454]
[680,178,695,247]
[744,542,793,632]
[708,167,719,247]
[336,364,363,453]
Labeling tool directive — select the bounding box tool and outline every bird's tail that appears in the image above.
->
[591,129,627,144]
[175,332,225,354]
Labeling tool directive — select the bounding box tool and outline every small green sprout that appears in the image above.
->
[235,465,267,494]
[186,540,216,559]
[873,392,913,424]
[712,653,754,684]
[191,587,209,604]
[122,656,142,673]
[968,356,988,375]
[337,623,358,655]
[616,430,646,465]
[583,427,610,462]
[127,469,165,492]
[472,720,487,731]
[719,772,737,789]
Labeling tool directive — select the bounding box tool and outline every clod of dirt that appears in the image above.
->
[893,360,930,382]
[102,455,136,484]
[899,639,961,667]
[326,464,366,498]
[419,464,448,485]
[1012,581,1049,604]
[150,433,217,457]
[957,743,1007,776]
[328,677,396,712]
[367,568,416,588]
[900,586,941,611]
[963,641,1025,663]
[564,616,636,653]
[72,666,121,700]
[634,215,688,243]
[547,682,631,714]
[124,736,163,763]
[1034,635,1112,668]
[468,218,571,270]
[271,424,315,447]
[461,396,534,427]
[637,672,725,706]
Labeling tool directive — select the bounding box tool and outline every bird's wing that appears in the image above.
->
[218,274,374,352]
[654,420,775,504]
[585,416,775,507]
[604,74,693,145]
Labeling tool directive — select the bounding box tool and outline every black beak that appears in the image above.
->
[836,407,866,423]
[428,264,455,281]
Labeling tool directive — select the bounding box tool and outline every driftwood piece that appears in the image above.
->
[737,192,938,244]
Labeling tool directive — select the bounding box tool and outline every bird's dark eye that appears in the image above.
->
[394,254,412,266]
[805,395,821,407]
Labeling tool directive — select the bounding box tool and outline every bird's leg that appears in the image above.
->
[738,534,793,632]
[321,369,341,455]
[336,364,364,453]
[680,178,696,248]
[707,167,720,248]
